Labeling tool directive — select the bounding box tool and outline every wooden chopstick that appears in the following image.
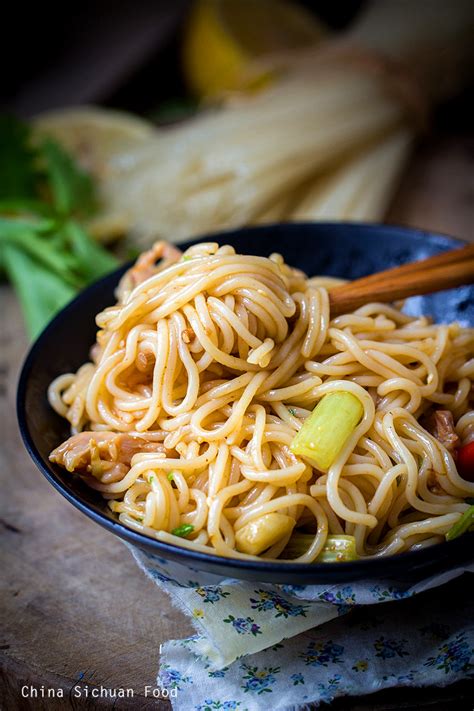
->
[329,244,474,315]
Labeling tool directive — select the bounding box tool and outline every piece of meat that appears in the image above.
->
[425,410,460,452]
[50,431,164,481]
[117,241,182,299]
[182,328,195,344]
[136,349,155,373]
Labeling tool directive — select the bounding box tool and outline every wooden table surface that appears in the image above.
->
[1,133,473,710]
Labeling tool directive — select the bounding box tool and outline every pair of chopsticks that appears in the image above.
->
[329,244,474,315]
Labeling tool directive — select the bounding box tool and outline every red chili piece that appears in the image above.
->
[458,442,474,481]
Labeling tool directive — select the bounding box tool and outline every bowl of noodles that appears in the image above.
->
[17,222,474,583]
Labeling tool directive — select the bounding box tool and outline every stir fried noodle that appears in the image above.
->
[48,242,474,562]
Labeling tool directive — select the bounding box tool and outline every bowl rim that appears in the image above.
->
[16,221,474,579]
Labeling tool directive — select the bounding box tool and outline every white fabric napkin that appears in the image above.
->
[128,545,474,710]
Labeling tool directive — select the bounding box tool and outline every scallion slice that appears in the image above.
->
[290,392,363,471]
[283,533,358,562]
[171,524,194,538]
[445,506,474,541]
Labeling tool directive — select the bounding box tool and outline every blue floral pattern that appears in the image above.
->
[316,675,342,703]
[195,701,244,711]
[369,585,411,602]
[290,672,305,685]
[148,568,175,585]
[159,664,192,691]
[424,633,473,674]
[317,585,356,606]
[223,615,261,636]
[249,589,308,618]
[196,586,231,604]
[240,664,280,694]
[374,637,409,659]
[279,583,306,594]
[208,667,229,678]
[299,639,344,667]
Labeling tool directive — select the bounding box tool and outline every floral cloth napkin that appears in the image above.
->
[128,545,474,710]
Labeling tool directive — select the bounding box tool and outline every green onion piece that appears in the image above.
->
[283,533,358,562]
[167,471,176,481]
[171,524,194,538]
[290,392,363,472]
[288,407,297,416]
[445,506,474,541]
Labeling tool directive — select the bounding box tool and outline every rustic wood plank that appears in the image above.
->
[386,134,474,244]
[0,289,193,709]
[1,132,472,709]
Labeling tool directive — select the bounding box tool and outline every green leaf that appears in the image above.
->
[64,221,118,281]
[0,115,39,200]
[39,138,98,217]
[2,243,76,338]
[0,115,119,341]
[0,215,57,235]
[0,198,54,218]
[0,220,82,287]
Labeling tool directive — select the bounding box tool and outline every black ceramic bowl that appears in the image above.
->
[17,223,474,584]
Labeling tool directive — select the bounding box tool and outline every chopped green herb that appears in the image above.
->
[149,475,155,484]
[135,516,143,523]
[182,255,192,261]
[288,407,297,416]
[445,505,474,541]
[168,471,179,481]
[171,524,194,538]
